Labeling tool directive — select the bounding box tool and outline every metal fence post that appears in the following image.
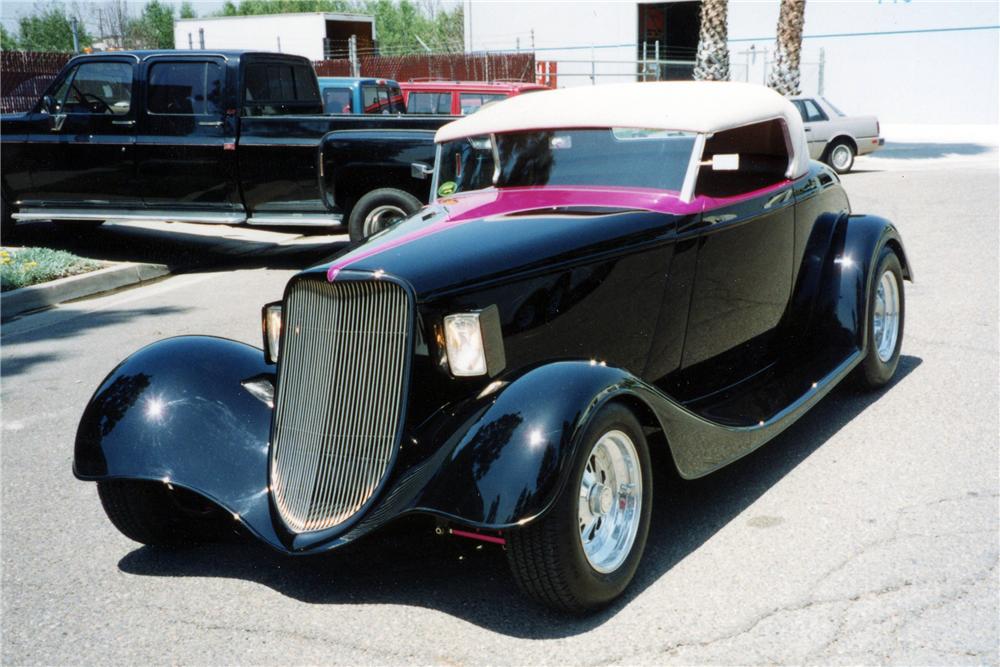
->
[818,48,826,96]
[348,35,359,77]
[641,42,647,81]
[654,40,660,81]
[591,44,595,85]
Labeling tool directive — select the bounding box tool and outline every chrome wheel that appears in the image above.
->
[831,144,853,171]
[362,204,406,237]
[873,269,900,362]
[578,429,642,573]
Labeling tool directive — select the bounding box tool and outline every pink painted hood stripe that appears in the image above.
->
[326,182,790,281]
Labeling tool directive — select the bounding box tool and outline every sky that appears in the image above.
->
[1,1,230,33]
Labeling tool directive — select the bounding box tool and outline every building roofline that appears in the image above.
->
[174,12,374,24]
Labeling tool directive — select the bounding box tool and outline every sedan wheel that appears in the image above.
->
[506,403,652,612]
[828,141,855,174]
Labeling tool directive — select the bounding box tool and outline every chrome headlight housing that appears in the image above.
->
[262,302,282,364]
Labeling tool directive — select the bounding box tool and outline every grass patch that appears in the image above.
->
[1,247,105,292]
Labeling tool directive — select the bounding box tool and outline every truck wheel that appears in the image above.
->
[826,140,855,174]
[97,479,230,546]
[853,246,905,390]
[505,403,652,613]
[348,188,421,243]
[1,197,14,242]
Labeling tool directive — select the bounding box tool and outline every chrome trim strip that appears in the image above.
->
[12,208,246,224]
[247,215,342,227]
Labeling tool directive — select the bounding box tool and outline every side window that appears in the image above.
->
[323,87,353,113]
[147,61,223,115]
[243,62,321,116]
[695,119,791,198]
[459,93,506,115]
[406,92,451,114]
[387,86,405,113]
[61,61,134,115]
[361,84,379,114]
[792,99,808,123]
[802,99,826,122]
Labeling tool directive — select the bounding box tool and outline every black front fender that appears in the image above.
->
[74,336,283,549]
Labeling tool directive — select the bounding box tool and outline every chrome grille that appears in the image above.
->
[270,279,410,534]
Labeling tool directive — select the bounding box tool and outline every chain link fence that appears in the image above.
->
[1,51,73,113]
[314,52,536,83]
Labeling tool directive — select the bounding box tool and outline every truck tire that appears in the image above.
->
[348,188,422,243]
[97,479,231,546]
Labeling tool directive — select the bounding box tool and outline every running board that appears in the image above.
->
[12,208,246,225]
[246,214,343,227]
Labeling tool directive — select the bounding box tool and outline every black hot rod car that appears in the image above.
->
[75,82,911,612]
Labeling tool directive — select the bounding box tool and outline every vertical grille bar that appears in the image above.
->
[270,279,410,534]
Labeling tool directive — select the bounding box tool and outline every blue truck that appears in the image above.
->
[317,77,405,115]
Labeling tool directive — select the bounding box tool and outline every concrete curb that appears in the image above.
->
[1,262,170,321]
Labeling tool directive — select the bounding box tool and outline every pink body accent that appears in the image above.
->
[449,528,507,545]
[327,182,791,282]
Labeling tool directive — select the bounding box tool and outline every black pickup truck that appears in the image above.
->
[1,50,449,242]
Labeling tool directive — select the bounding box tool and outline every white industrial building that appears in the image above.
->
[464,1,999,124]
[173,12,376,62]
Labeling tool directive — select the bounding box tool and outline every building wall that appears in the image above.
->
[464,1,639,85]
[462,0,998,124]
[173,14,342,61]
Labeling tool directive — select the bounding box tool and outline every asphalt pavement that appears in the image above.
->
[1,149,997,665]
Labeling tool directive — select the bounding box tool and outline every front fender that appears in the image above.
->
[74,336,283,549]
[413,361,647,529]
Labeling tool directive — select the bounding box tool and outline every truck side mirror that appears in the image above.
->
[411,162,433,180]
[41,95,55,114]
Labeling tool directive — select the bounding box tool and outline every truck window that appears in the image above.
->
[57,61,133,115]
[407,92,451,114]
[148,61,223,115]
[361,84,389,114]
[243,62,321,116]
[459,92,506,115]
[323,87,353,113]
[388,86,405,113]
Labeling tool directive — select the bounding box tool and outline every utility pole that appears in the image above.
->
[70,17,80,53]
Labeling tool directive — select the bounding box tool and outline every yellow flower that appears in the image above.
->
[23,261,38,268]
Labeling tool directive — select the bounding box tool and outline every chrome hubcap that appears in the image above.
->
[362,205,406,238]
[832,145,852,170]
[873,269,900,362]
[578,429,642,574]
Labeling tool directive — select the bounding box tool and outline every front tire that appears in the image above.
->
[97,479,229,546]
[854,246,905,389]
[506,403,652,613]
[826,140,856,174]
[347,188,421,243]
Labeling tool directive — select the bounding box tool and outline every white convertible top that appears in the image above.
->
[435,80,810,179]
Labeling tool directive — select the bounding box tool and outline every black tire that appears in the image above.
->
[1,197,14,242]
[347,188,421,243]
[506,403,653,613]
[825,139,855,174]
[853,246,905,390]
[97,479,229,546]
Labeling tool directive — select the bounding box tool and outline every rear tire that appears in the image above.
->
[853,246,905,390]
[826,140,855,174]
[505,403,652,613]
[97,479,229,546]
[347,188,421,243]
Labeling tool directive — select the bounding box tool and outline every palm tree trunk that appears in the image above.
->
[767,0,807,96]
[693,0,730,81]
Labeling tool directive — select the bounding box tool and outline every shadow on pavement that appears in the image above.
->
[117,356,922,638]
[6,220,349,273]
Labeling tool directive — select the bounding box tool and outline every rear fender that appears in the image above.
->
[73,336,282,548]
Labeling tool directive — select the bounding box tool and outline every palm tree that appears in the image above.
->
[767,0,807,96]
[693,0,730,81]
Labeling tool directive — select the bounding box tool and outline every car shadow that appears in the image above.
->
[117,355,922,638]
[871,141,993,160]
[6,220,349,273]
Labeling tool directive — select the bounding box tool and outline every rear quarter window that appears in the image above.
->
[243,61,322,116]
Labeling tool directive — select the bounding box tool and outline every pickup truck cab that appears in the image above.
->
[1,51,450,242]
[400,80,549,115]
[318,77,405,115]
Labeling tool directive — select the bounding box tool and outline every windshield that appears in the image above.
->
[435,128,697,197]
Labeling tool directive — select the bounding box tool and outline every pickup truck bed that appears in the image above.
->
[1,50,450,242]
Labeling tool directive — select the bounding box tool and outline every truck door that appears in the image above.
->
[24,58,139,206]
[137,56,241,213]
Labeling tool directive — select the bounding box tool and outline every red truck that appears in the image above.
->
[400,80,548,115]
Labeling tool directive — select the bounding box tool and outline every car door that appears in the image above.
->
[24,58,139,207]
[793,98,830,159]
[137,56,241,212]
[676,120,796,399]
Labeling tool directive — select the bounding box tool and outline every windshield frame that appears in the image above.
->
[432,127,705,204]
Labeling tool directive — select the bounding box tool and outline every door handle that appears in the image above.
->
[112,119,135,126]
[804,127,812,132]
[199,121,223,127]
[50,114,66,132]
